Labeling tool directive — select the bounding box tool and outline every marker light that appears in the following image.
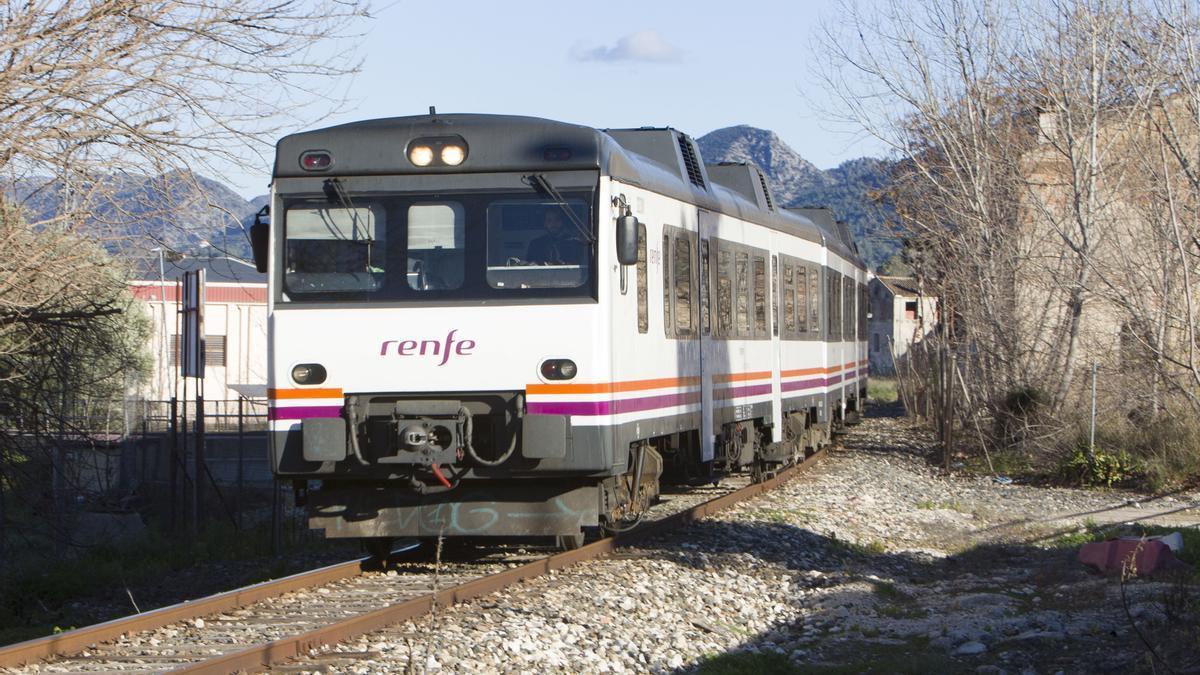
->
[300,150,332,171]
[408,145,434,167]
[291,363,328,385]
[440,145,465,166]
[540,359,577,381]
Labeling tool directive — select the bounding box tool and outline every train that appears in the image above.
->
[249,113,868,552]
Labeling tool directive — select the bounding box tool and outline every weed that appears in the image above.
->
[695,651,798,675]
[748,507,813,525]
[1057,444,1142,487]
[914,499,963,512]
[867,378,899,404]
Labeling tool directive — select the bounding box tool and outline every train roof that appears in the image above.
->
[274,113,866,270]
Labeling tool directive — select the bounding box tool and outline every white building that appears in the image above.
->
[130,255,267,403]
[867,275,938,376]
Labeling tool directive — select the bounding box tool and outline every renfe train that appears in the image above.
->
[250,113,868,552]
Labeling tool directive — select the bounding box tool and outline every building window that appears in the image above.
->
[636,223,648,334]
[905,300,918,320]
[170,334,226,368]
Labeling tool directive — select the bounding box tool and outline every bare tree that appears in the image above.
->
[0,0,371,557]
[819,0,1200,466]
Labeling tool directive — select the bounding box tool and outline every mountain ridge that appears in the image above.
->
[696,125,896,269]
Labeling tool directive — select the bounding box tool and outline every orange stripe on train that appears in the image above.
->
[269,388,344,399]
[526,376,701,395]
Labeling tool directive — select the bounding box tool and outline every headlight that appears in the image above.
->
[540,359,577,381]
[408,145,434,167]
[291,363,327,385]
[440,145,465,166]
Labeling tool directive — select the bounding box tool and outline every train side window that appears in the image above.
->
[662,234,672,338]
[859,283,869,338]
[717,248,733,337]
[796,266,808,335]
[835,270,844,338]
[636,223,648,334]
[784,264,796,334]
[770,255,779,337]
[808,266,820,338]
[843,274,855,339]
[674,235,693,336]
[735,252,750,336]
[753,256,767,336]
[700,239,711,335]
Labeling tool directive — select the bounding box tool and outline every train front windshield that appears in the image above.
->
[279,189,596,302]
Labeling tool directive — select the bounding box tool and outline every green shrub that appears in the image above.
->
[1057,444,1142,487]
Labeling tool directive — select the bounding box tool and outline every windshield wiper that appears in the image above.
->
[525,173,595,243]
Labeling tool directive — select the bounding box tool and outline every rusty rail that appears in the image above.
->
[176,448,827,674]
[0,557,371,669]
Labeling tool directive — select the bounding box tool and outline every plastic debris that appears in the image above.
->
[1121,531,1184,553]
[993,475,1013,485]
[1078,538,1190,576]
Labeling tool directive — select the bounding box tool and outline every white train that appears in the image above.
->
[250,113,868,551]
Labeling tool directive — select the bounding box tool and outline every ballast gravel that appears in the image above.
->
[281,413,1200,674]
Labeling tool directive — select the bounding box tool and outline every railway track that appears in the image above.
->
[0,449,825,674]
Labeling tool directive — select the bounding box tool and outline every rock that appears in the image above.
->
[955,641,988,656]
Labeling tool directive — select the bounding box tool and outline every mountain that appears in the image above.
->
[696,126,898,269]
[5,170,261,261]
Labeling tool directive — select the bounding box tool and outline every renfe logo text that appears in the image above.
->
[379,329,476,366]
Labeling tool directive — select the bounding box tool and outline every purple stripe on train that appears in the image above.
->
[713,383,773,400]
[268,405,343,421]
[527,391,702,416]
[781,377,828,392]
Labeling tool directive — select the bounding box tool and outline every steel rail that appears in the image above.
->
[0,557,371,669]
[175,448,827,674]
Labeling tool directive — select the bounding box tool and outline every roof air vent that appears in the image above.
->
[755,168,774,211]
[677,135,706,189]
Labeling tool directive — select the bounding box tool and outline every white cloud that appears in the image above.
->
[572,31,683,64]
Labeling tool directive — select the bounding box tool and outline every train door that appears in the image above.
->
[698,209,716,462]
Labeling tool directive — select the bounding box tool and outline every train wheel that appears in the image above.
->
[363,537,395,560]
[556,531,585,551]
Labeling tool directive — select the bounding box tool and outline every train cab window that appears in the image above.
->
[700,240,711,335]
[717,249,733,337]
[662,234,672,337]
[753,256,767,335]
[407,203,465,291]
[771,255,779,337]
[636,223,648,334]
[284,202,386,294]
[674,235,694,336]
[485,200,590,289]
[735,252,750,336]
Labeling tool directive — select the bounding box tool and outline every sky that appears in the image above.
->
[225,0,887,198]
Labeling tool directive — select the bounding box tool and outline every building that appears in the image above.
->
[868,275,937,376]
[129,254,267,403]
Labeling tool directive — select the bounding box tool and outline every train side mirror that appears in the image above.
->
[616,214,639,266]
[250,205,269,273]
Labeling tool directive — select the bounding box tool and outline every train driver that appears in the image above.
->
[526,209,583,265]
